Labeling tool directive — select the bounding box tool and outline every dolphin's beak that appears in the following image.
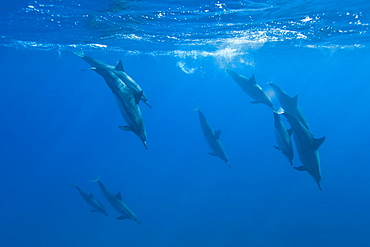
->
[143,141,148,150]
[318,183,323,191]
[134,218,142,225]
[145,101,152,108]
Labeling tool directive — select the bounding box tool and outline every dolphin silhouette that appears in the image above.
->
[284,112,325,190]
[226,70,274,109]
[269,82,309,130]
[91,177,142,224]
[195,107,230,167]
[273,110,294,165]
[75,52,148,149]
[72,184,109,217]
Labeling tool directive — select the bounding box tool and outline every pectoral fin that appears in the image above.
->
[294,166,306,171]
[117,216,128,220]
[208,152,218,156]
[273,146,281,151]
[119,126,132,131]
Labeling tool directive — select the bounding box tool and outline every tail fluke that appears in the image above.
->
[144,100,152,108]
[90,176,100,183]
[73,50,84,58]
[133,218,142,225]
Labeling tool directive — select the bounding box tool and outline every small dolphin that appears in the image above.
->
[112,60,151,108]
[91,177,142,224]
[269,82,309,130]
[75,52,148,149]
[226,70,274,109]
[72,184,109,217]
[273,110,294,165]
[284,112,325,190]
[195,107,230,167]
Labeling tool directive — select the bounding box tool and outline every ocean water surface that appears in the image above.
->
[1,0,370,247]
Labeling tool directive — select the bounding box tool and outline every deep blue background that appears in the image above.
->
[0,45,370,247]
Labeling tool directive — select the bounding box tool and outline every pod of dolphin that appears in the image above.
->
[73,52,325,224]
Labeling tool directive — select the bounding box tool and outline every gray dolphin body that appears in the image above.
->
[226,70,274,109]
[75,52,147,149]
[92,178,142,224]
[112,60,151,108]
[284,112,325,190]
[269,82,309,130]
[195,108,230,167]
[273,111,294,165]
[73,185,109,217]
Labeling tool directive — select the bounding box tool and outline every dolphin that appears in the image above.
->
[226,70,274,109]
[72,184,109,217]
[75,52,148,149]
[269,82,309,130]
[112,60,151,108]
[273,110,294,165]
[283,112,325,190]
[91,177,142,224]
[195,107,230,167]
[75,51,151,108]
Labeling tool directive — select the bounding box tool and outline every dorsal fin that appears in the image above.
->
[249,74,257,84]
[292,95,298,105]
[313,136,325,150]
[287,128,293,136]
[134,91,143,104]
[215,129,221,139]
[115,60,125,72]
[116,192,122,200]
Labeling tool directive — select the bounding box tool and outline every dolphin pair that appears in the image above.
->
[91,177,142,224]
[75,51,149,149]
[195,107,230,167]
[270,83,325,190]
[284,112,325,190]
[73,184,109,217]
[226,70,274,109]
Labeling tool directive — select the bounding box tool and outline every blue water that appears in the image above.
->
[1,1,370,247]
